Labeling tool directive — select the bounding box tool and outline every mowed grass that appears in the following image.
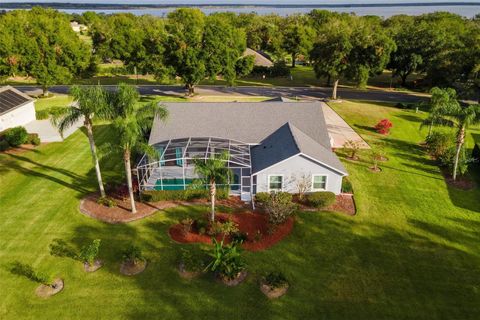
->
[0,101,479,319]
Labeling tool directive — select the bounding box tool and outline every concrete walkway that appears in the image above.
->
[321,102,370,149]
[24,117,83,143]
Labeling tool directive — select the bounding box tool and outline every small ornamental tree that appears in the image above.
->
[79,239,101,267]
[262,192,297,226]
[375,119,393,135]
[122,245,145,266]
[343,139,361,160]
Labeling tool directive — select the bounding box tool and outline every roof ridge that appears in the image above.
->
[285,122,302,154]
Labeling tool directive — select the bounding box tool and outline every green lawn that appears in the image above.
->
[0,101,479,319]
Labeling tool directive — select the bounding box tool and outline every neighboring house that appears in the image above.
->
[70,21,88,33]
[0,85,82,142]
[137,101,347,202]
[243,48,274,67]
[0,86,36,132]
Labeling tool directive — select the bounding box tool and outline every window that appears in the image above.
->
[175,147,183,166]
[312,175,327,191]
[268,175,283,191]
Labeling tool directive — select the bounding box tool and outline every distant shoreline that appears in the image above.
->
[2,2,480,11]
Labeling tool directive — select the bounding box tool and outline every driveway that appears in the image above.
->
[321,102,370,149]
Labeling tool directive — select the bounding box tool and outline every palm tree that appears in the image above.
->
[423,87,460,137]
[193,152,231,222]
[447,104,480,180]
[52,85,109,197]
[108,83,168,213]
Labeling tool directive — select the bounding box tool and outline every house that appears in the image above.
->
[137,101,347,201]
[243,48,274,67]
[0,85,83,142]
[0,86,36,132]
[70,21,88,33]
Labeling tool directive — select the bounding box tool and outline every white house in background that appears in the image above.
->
[137,101,348,202]
[0,86,36,132]
[70,21,88,33]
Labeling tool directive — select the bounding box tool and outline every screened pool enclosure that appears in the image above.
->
[137,137,254,200]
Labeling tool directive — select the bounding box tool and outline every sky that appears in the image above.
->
[2,0,480,4]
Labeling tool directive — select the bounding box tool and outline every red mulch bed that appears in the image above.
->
[80,193,179,223]
[294,194,356,216]
[441,168,476,190]
[2,144,39,155]
[169,212,294,251]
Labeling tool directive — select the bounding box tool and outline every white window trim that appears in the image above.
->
[311,174,328,191]
[268,174,284,192]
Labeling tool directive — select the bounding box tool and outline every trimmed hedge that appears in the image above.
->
[307,191,336,208]
[0,140,9,152]
[27,133,41,146]
[141,188,229,202]
[4,126,28,147]
[341,177,353,194]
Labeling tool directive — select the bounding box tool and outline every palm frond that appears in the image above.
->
[51,107,83,136]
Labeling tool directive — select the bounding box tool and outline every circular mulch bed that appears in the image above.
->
[35,278,64,298]
[169,212,294,251]
[218,270,248,287]
[260,282,289,299]
[120,260,147,276]
[84,260,103,272]
[369,167,382,172]
[442,170,476,190]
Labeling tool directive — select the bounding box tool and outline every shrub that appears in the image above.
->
[79,239,101,267]
[122,245,145,265]
[425,131,453,159]
[342,177,353,194]
[471,143,480,162]
[141,188,229,202]
[262,272,289,289]
[27,133,41,146]
[97,196,117,208]
[10,261,52,286]
[231,231,248,243]
[219,220,239,236]
[180,218,194,234]
[254,192,270,205]
[4,126,28,147]
[0,140,9,152]
[307,191,336,208]
[35,109,50,120]
[206,238,246,280]
[180,248,206,273]
[374,119,393,135]
[262,192,297,226]
[439,146,470,176]
[195,218,209,235]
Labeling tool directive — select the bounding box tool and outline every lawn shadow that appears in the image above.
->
[445,165,480,213]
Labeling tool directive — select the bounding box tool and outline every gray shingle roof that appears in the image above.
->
[251,123,347,175]
[243,48,274,67]
[0,86,33,116]
[149,101,332,149]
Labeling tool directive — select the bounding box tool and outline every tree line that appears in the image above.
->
[0,8,479,99]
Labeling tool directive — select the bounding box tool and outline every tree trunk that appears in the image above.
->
[452,127,465,181]
[124,150,136,214]
[291,53,296,68]
[401,74,407,87]
[209,179,216,222]
[42,85,48,97]
[332,79,339,100]
[186,84,195,96]
[85,121,106,198]
[428,121,433,138]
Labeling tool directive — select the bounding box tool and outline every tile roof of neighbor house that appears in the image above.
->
[251,122,347,175]
[0,86,34,116]
[243,48,274,67]
[149,102,332,148]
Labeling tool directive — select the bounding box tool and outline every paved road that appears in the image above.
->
[14,84,428,103]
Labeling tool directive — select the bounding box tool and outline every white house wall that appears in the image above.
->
[0,102,36,132]
[254,154,344,195]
